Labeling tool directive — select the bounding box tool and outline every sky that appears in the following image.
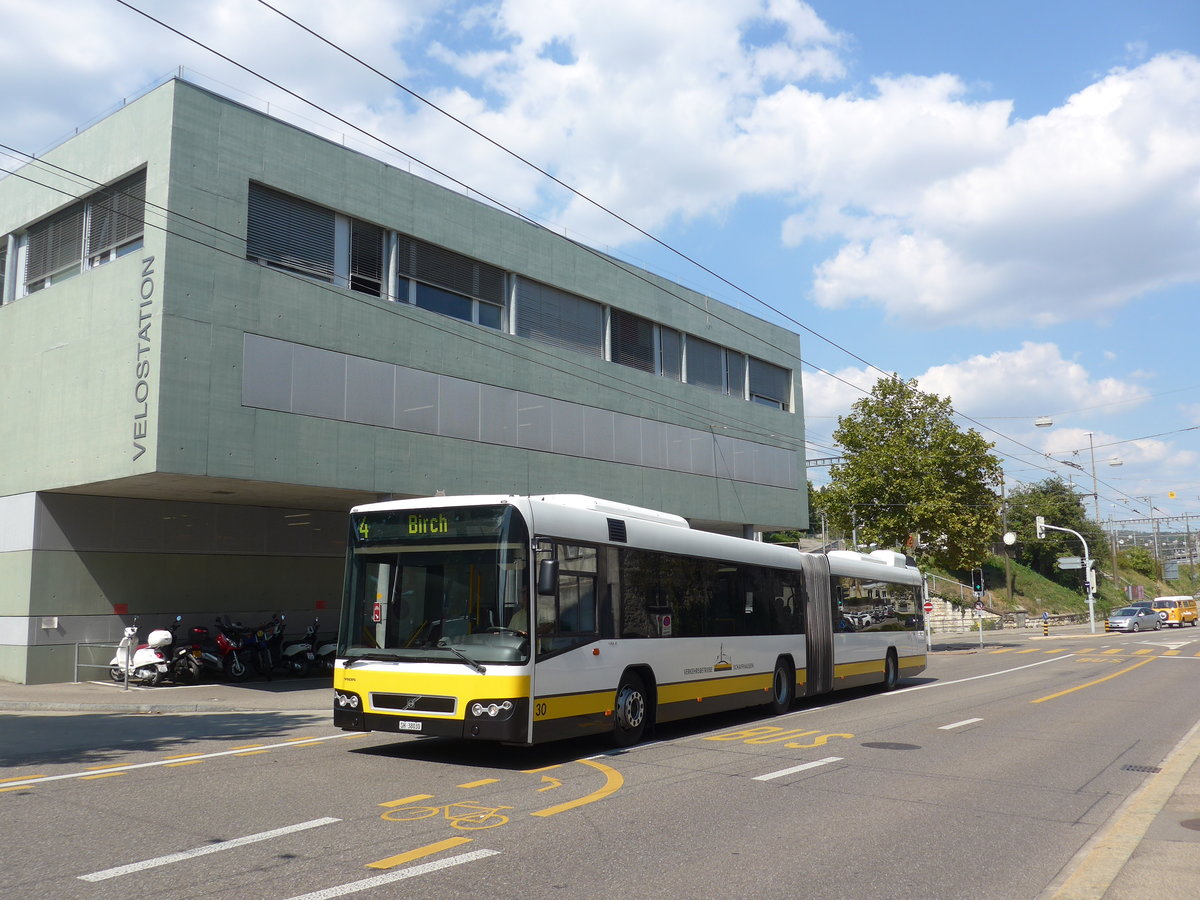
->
[2,0,1198,535]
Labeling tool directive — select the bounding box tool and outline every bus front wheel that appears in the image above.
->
[612,672,647,747]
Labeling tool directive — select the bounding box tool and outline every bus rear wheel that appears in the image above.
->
[612,672,647,747]
[765,659,794,715]
[882,650,899,691]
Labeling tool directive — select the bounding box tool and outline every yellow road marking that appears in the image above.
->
[522,764,562,774]
[1075,648,1096,653]
[1032,657,1155,704]
[532,759,622,818]
[86,765,124,771]
[1163,650,1180,656]
[366,837,473,870]
[379,794,434,808]
[1102,648,1123,655]
[165,761,203,767]
[457,779,499,789]
[990,648,1015,654]
[0,775,44,783]
[1046,649,1070,654]
[81,772,125,780]
[539,776,562,792]
[235,750,269,757]
[1015,649,1039,654]
[1133,649,1154,655]
[162,754,203,761]
[230,744,263,751]
[0,785,33,792]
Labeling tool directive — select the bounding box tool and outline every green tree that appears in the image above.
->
[1005,477,1106,587]
[821,376,1002,569]
[1118,546,1157,580]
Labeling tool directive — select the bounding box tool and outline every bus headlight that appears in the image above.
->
[334,690,361,710]
[468,699,515,720]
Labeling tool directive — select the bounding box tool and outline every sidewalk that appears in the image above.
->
[0,676,331,715]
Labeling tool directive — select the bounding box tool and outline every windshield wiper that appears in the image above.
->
[437,641,486,674]
[346,652,402,664]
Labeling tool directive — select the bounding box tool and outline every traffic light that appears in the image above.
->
[1035,516,1046,539]
[972,568,984,594]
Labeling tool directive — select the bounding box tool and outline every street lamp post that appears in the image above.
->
[1036,515,1097,633]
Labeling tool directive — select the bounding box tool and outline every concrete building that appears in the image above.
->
[0,78,807,683]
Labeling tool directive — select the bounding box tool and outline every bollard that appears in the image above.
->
[1043,618,1049,637]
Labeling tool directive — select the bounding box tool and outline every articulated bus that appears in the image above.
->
[333,494,927,746]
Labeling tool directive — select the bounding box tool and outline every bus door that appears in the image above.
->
[800,554,833,696]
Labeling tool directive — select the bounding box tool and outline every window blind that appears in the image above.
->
[611,309,655,373]
[515,278,604,357]
[25,203,84,286]
[396,234,504,305]
[86,170,146,257]
[749,357,790,409]
[246,183,336,280]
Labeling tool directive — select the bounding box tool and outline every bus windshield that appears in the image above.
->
[338,504,530,665]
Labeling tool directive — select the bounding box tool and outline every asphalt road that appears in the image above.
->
[2,629,1199,899]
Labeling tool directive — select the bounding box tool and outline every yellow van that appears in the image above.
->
[1151,595,1198,628]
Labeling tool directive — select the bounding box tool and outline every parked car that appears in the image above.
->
[1106,606,1162,633]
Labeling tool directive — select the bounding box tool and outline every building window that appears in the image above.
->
[515,278,604,357]
[726,351,746,399]
[749,357,790,410]
[24,203,85,293]
[659,327,682,381]
[396,234,504,329]
[246,182,336,281]
[611,309,656,374]
[349,220,383,296]
[685,336,725,393]
[86,170,146,267]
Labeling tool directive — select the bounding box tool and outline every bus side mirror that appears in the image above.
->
[537,559,559,596]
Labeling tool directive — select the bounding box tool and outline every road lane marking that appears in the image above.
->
[2,733,352,789]
[989,648,1015,654]
[80,772,125,780]
[78,817,340,881]
[1031,657,1156,704]
[531,759,622,817]
[284,849,499,900]
[457,779,499,789]
[366,837,473,870]
[939,718,983,730]
[754,757,843,781]
[379,794,434,808]
[890,654,1071,695]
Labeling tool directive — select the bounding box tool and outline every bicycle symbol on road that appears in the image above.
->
[380,800,512,830]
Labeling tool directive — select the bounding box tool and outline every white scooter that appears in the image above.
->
[108,622,170,686]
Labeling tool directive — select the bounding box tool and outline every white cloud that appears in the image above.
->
[804,341,1151,435]
[811,54,1200,326]
[2,1,1195,331]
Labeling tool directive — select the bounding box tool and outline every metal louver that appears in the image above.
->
[607,518,628,543]
[246,183,336,280]
[86,170,146,257]
[396,234,504,304]
[25,203,84,285]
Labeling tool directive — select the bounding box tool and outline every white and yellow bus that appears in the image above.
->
[333,494,927,746]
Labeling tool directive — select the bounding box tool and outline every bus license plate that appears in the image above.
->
[396,721,422,732]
